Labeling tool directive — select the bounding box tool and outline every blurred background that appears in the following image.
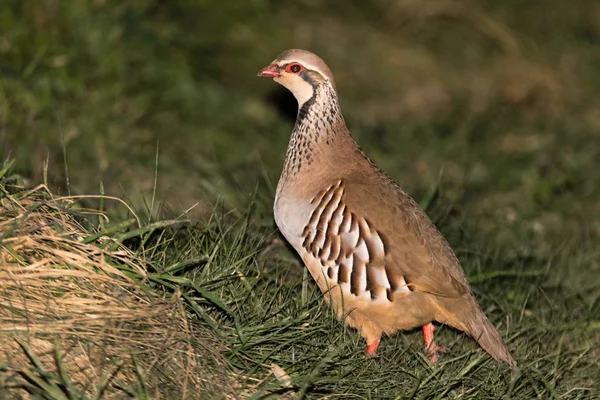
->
[1,0,599,287]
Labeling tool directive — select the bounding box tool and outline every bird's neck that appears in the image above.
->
[280,84,346,182]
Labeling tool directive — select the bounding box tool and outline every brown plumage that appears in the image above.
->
[258,49,516,366]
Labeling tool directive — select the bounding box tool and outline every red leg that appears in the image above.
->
[422,323,445,363]
[366,336,381,357]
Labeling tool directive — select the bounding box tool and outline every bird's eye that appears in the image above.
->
[287,63,303,73]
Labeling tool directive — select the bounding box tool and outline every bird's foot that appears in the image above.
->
[365,337,381,357]
[422,323,447,363]
[426,341,447,363]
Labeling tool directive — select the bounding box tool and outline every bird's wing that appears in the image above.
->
[302,175,469,300]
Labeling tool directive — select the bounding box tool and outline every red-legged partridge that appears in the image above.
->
[258,49,516,366]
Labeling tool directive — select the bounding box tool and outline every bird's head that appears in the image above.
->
[257,49,336,107]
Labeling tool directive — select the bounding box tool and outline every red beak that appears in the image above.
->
[257,64,281,78]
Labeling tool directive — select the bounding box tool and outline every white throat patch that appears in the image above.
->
[275,76,315,107]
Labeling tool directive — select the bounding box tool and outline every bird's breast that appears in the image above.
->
[274,183,314,251]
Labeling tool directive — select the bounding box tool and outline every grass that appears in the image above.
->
[1,166,597,399]
[0,176,239,398]
[1,0,600,398]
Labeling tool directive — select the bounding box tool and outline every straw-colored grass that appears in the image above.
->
[0,182,238,399]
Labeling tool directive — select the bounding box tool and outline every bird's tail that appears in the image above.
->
[439,295,516,367]
[463,301,516,367]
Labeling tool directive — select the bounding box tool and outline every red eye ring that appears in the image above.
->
[286,63,304,74]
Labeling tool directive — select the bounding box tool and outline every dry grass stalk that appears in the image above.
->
[0,183,239,398]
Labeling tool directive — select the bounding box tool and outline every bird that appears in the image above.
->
[257,49,516,366]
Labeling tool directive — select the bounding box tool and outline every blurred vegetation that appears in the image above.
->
[2,0,599,280]
[1,0,600,398]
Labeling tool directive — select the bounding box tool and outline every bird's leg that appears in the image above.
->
[365,336,381,357]
[422,323,446,363]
